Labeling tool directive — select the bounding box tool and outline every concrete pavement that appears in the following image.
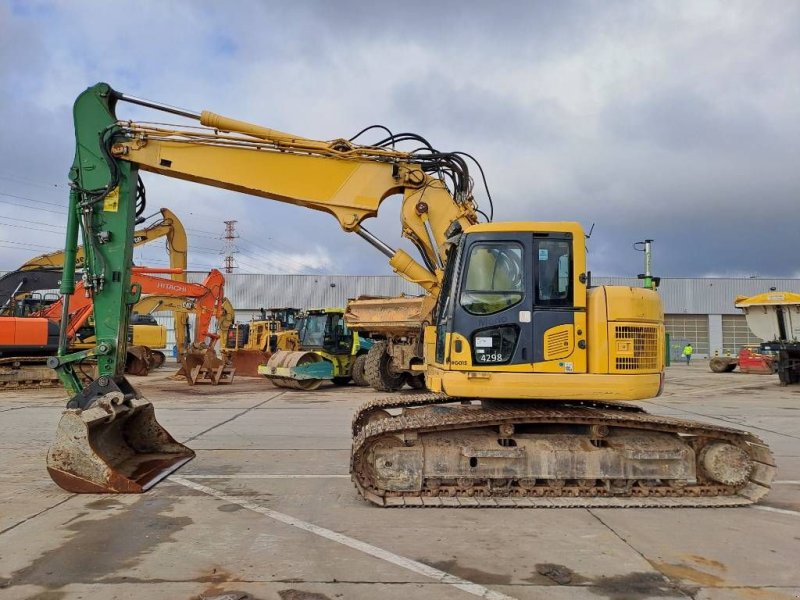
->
[1,362,798,600]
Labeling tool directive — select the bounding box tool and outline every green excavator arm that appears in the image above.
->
[46,83,194,494]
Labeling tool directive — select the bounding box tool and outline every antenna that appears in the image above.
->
[634,239,660,290]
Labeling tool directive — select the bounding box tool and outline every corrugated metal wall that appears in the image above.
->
[187,273,424,313]
[189,273,800,318]
[7,269,799,353]
[595,277,800,315]
[3,271,798,316]
[187,273,800,315]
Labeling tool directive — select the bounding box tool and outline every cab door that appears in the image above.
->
[436,231,585,373]
[442,233,534,368]
[530,234,585,373]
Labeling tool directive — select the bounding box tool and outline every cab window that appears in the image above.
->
[460,242,524,315]
[535,239,572,306]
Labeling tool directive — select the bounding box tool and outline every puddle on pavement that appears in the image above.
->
[278,590,331,600]
[6,494,192,590]
[426,559,511,585]
[588,571,684,599]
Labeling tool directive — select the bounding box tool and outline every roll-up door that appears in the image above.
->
[665,314,709,360]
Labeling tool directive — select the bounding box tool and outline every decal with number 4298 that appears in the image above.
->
[477,353,504,362]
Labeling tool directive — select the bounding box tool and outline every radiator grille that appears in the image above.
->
[614,325,659,371]
[546,328,571,359]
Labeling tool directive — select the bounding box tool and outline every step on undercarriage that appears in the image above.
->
[350,395,776,508]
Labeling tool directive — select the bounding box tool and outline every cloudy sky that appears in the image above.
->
[1,1,798,281]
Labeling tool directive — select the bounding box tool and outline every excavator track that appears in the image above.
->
[0,357,60,389]
[0,356,95,390]
[350,395,776,508]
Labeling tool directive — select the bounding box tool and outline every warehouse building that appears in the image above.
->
[148,274,800,361]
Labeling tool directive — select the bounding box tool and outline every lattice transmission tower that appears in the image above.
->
[222,220,239,273]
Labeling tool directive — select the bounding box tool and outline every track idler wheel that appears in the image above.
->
[699,442,753,486]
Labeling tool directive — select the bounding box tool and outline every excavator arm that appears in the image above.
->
[46,82,480,493]
[55,82,478,397]
[135,294,235,346]
[110,94,479,292]
[18,207,187,271]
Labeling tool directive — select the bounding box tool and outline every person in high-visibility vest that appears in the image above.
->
[682,343,693,365]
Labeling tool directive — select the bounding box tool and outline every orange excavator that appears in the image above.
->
[136,293,236,379]
[0,268,231,387]
[1,208,192,387]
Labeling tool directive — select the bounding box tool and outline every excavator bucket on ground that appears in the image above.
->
[46,392,194,493]
[225,349,271,377]
[177,348,235,385]
[125,345,165,376]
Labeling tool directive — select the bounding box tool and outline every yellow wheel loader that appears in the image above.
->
[223,307,302,376]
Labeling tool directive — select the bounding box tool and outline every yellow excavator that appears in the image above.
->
[44,83,775,506]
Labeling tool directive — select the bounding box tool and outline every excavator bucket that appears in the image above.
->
[125,346,154,376]
[224,349,271,377]
[47,393,194,493]
[177,348,235,385]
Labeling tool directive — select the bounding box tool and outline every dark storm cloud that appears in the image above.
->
[1,1,799,280]
[603,87,773,152]
[390,76,565,144]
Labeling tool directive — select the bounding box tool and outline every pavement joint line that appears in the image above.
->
[0,494,75,536]
[773,480,800,484]
[752,505,800,517]
[170,476,517,600]
[184,474,350,479]
[587,509,693,599]
[642,400,800,440]
[180,390,286,444]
